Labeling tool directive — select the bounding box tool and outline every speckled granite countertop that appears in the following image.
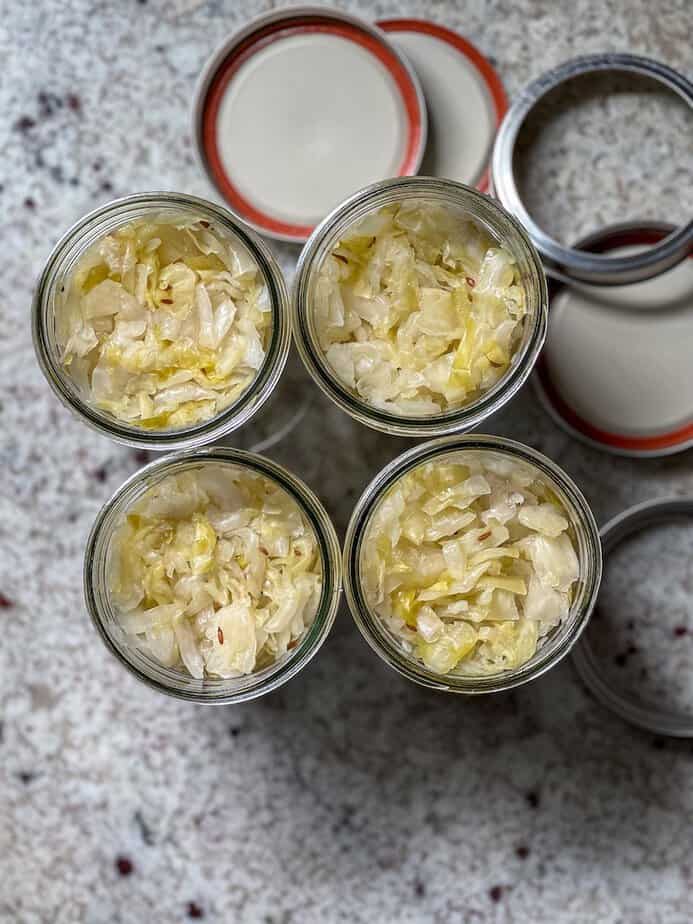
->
[1,1,693,922]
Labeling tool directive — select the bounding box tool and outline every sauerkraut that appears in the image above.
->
[361,451,579,676]
[314,201,526,416]
[58,216,271,429]
[108,464,322,678]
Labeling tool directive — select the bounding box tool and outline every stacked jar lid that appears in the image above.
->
[192,7,507,243]
[32,8,693,732]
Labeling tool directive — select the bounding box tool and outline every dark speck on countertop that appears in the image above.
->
[132,448,150,465]
[115,856,134,877]
[14,115,36,132]
[92,466,108,483]
[134,810,155,846]
[37,90,63,118]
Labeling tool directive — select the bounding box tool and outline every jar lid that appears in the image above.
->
[534,222,693,457]
[492,53,693,284]
[193,6,427,244]
[377,19,506,190]
[573,498,693,737]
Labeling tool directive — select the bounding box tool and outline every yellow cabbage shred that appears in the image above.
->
[314,200,527,417]
[58,216,271,430]
[361,450,579,677]
[109,464,322,679]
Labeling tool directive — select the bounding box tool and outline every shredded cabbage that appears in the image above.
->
[361,450,579,676]
[108,464,322,678]
[314,201,526,416]
[58,216,271,429]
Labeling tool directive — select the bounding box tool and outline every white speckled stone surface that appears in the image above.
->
[1,1,693,922]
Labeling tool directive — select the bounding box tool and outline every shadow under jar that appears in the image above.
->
[343,435,602,694]
[292,177,548,437]
[84,447,342,703]
[32,192,291,450]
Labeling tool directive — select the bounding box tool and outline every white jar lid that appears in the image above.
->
[378,18,506,190]
[535,223,693,456]
[193,7,426,243]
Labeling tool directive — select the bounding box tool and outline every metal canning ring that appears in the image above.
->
[573,497,693,736]
[492,53,693,285]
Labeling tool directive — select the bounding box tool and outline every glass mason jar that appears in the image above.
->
[84,447,342,703]
[292,177,548,437]
[343,434,602,694]
[32,192,291,450]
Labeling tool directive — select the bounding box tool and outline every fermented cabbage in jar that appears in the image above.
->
[58,216,271,429]
[314,201,526,417]
[361,451,579,676]
[108,464,322,678]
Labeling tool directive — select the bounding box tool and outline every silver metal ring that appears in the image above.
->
[492,54,693,285]
[573,498,693,736]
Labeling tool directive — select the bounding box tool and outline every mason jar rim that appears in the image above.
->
[32,191,291,451]
[292,177,548,437]
[343,434,602,694]
[84,446,342,704]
